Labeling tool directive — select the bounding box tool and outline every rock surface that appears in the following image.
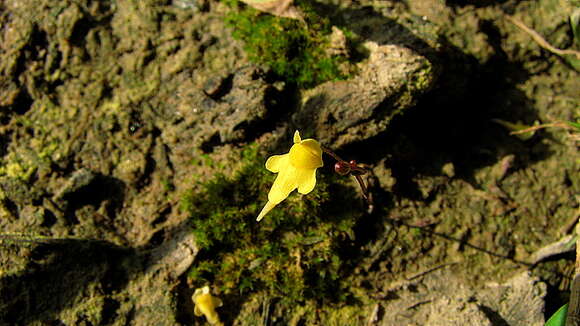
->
[0,0,577,325]
[378,269,546,326]
[294,40,439,148]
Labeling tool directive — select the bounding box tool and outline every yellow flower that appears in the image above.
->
[257,130,323,222]
[192,286,223,325]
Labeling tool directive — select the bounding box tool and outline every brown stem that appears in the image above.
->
[322,147,368,175]
[322,146,371,202]
[354,174,369,201]
[321,147,344,162]
[567,222,580,325]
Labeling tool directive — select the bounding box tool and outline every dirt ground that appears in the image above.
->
[0,0,578,325]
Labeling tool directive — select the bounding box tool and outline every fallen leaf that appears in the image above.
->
[529,234,576,265]
[492,118,538,141]
[240,0,303,19]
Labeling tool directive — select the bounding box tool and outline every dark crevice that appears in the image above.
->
[478,305,510,326]
[1,198,19,219]
[338,34,547,201]
[13,26,48,77]
[40,209,58,228]
[128,110,144,135]
[62,174,125,224]
[203,74,234,101]
[445,0,511,8]
[151,205,171,228]
[69,17,94,48]
[147,229,166,249]
[135,127,161,189]
[100,298,120,325]
[200,133,222,154]
[99,251,133,295]
[235,84,297,139]
[174,275,196,325]
[1,240,137,324]
[0,132,9,157]
[11,88,34,115]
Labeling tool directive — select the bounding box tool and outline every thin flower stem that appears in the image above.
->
[321,147,344,162]
[354,174,369,201]
[351,166,369,175]
[322,146,371,202]
[321,147,368,175]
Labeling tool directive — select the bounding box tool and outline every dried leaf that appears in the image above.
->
[529,234,576,265]
[492,119,539,141]
[240,0,303,19]
[571,9,580,45]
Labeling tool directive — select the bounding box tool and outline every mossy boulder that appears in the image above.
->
[292,7,441,148]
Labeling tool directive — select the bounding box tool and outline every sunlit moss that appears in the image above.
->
[182,144,362,305]
[221,0,358,88]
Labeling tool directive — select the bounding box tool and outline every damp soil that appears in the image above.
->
[0,0,578,325]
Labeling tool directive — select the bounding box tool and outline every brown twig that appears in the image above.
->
[561,207,580,235]
[567,231,580,326]
[354,174,369,201]
[510,121,572,135]
[406,262,458,281]
[506,15,580,60]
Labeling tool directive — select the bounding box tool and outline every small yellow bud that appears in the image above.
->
[192,286,223,325]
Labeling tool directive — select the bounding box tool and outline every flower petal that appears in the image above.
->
[257,201,277,221]
[265,154,288,173]
[289,140,323,169]
[297,168,317,194]
[299,139,323,166]
[268,165,298,204]
[293,130,301,144]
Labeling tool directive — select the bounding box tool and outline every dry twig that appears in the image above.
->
[567,223,580,325]
[506,15,580,60]
[510,121,574,135]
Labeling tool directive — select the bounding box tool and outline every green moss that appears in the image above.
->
[222,0,357,88]
[182,144,362,306]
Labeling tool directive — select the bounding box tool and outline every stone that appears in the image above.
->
[293,40,438,148]
[478,272,547,326]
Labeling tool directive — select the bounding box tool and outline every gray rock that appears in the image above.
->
[170,66,284,149]
[293,40,438,148]
[53,168,96,201]
[426,297,493,326]
[478,272,547,326]
[377,267,546,326]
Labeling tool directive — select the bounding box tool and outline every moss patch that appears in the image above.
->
[222,0,357,88]
[182,144,364,315]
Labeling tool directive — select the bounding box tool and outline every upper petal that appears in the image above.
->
[265,154,289,173]
[300,139,322,158]
[296,168,317,194]
[293,130,301,144]
[289,140,323,169]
